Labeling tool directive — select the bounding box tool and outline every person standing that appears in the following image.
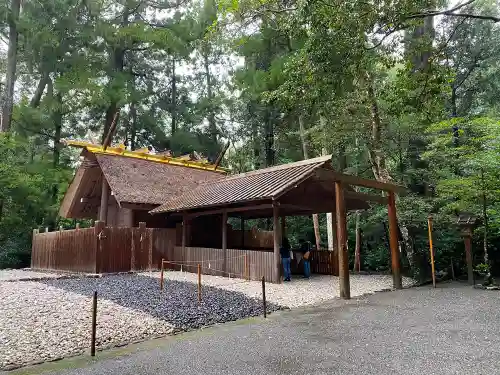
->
[299,239,311,278]
[280,237,292,282]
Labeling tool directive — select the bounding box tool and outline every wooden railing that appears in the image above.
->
[31,222,175,274]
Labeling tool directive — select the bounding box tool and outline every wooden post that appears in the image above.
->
[222,211,228,275]
[99,178,110,224]
[280,216,286,241]
[94,221,105,274]
[272,202,281,284]
[160,259,164,291]
[387,192,403,289]
[198,264,201,303]
[464,228,474,285]
[262,276,267,318]
[90,291,97,357]
[427,215,436,288]
[181,214,187,254]
[335,181,350,299]
[240,217,245,249]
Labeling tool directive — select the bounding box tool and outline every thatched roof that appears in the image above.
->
[59,151,224,219]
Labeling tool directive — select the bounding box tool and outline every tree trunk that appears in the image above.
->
[30,71,50,108]
[130,101,137,150]
[365,72,392,183]
[1,0,21,132]
[204,51,217,145]
[52,92,62,168]
[481,168,489,266]
[264,109,274,167]
[299,114,321,250]
[354,211,361,272]
[102,5,129,142]
[171,56,177,135]
[365,71,413,273]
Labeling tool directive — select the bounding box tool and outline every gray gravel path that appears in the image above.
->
[21,282,500,375]
[0,274,281,370]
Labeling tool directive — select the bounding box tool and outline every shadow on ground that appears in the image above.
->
[39,274,283,330]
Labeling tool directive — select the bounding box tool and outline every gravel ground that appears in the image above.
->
[28,283,500,375]
[0,274,280,370]
[142,271,416,308]
[0,269,66,282]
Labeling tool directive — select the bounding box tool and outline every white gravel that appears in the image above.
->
[143,271,416,308]
[0,280,175,370]
[0,270,414,370]
[0,269,66,282]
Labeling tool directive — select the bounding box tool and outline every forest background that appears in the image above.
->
[0,0,499,282]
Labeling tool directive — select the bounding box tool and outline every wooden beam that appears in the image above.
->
[185,203,273,219]
[222,211,228,273]
[335,181,350,299]
[273,202,281,283]
[344,190,388,205]
[388,192,403,289]
[315,168,406,193]
[99,178,109,224]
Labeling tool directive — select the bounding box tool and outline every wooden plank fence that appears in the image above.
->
[31,221,174,274]
[164,247,274,282]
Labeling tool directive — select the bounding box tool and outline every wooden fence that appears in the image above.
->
[31,222,175,274]
[165,246,274,282]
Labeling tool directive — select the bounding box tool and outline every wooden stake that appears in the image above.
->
[262,276,267,318]
[198,264,201,303]
[90,291,97,357]
[427,215,436,288]
[160,259,164,291]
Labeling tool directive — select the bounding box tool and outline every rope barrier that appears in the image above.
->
[163,260,250,282]
[161,260,248,280]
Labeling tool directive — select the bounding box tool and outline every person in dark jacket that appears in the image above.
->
[299,239,311,278]
[280,237,292,281]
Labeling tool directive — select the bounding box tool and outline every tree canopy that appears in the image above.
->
[0,0,499,279]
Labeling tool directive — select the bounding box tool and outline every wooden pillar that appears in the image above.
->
[387,191,403,289]
[335,181,350,299]
[94,220,105,274]
[463,228,474,285]
[240,217,245,248]
[181,214,187,253]
[222,211,228,273]
[99,178,110,224]
[272,202,281,283]
[280,216,286,241]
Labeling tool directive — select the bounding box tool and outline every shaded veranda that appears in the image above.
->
[152,155,406,299]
